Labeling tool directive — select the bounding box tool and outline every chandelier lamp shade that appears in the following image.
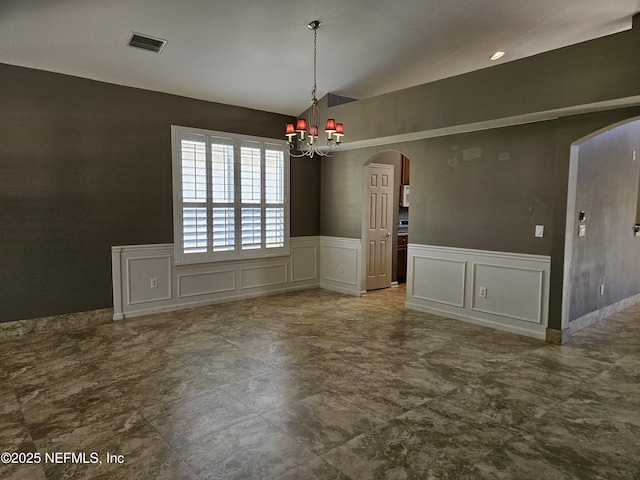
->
[285,20,344,158]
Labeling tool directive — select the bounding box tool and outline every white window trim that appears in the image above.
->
[172,125,290,265]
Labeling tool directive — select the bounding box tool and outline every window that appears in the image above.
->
[172,126,288,264]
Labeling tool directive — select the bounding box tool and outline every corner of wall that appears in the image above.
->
[545,327,570,344]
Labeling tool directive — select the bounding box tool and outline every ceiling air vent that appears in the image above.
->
[128,32,167,53]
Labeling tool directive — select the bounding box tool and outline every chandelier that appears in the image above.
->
[285,20,344,158]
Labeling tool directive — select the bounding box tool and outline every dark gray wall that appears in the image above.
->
[320,122,556,255]
[0,64,318,323]
[290,156,320,236]
[569,119,640,321]
[320,151,367,238]
[409,123,555,254]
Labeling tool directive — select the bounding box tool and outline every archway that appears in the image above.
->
[361,150,411,292]
[561,116,640,333]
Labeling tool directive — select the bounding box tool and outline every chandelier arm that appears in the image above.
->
[288,148,307,158]
[287,143,340,159]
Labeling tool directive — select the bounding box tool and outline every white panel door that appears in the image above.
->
[365,164,394,290]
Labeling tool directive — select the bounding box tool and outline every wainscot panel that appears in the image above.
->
[127,255,172,305]
[472,263,543,324]
[241,264,288,290]
[291,243,318,282]
[319,236,364,296]
[406,244,550,339]
[411,256,466,308]
[112,237,321,320]
[178,270,236,298]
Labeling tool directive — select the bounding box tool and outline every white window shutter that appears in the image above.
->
[172,126,288,264]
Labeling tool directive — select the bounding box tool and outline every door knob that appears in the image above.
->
[386,232,392,237]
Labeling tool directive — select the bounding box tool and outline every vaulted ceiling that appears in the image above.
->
[1,0,638,116]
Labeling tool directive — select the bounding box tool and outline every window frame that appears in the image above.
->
[172,125,289,265]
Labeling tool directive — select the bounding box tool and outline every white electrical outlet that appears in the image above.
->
[150,277,158,288]
[339,265,344,273]
[600,285,605,295]
[479,287,487,298]
[535,225,544,238]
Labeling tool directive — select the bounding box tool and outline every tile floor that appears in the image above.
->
[1,286,639,479]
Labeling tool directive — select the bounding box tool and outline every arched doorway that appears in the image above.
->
[361,150,411,291]
[561,116,640,333]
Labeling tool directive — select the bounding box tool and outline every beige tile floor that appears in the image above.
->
[1,286,639,479]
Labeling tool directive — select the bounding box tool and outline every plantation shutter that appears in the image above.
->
[211,137,235,252]
[173,126,288,264]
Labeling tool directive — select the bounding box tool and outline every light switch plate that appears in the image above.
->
[579,224,586,237]
[535,225,544,238]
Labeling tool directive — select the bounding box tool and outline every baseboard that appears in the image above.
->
[0,308,113,339]
[405,300,546,340]
[320,283,366,297]
[545,327,571,344]
[569,291,640,334]
[116,284,320,320]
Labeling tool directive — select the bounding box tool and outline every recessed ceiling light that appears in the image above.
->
[490,51,505,61]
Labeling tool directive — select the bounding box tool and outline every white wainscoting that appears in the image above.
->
[319,236,365,296]
[112,237,321,320]
[406,244,550,339]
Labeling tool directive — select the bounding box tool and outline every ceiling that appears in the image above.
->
[1,0,639,116]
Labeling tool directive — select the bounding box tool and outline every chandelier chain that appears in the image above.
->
[312,26,317,102]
